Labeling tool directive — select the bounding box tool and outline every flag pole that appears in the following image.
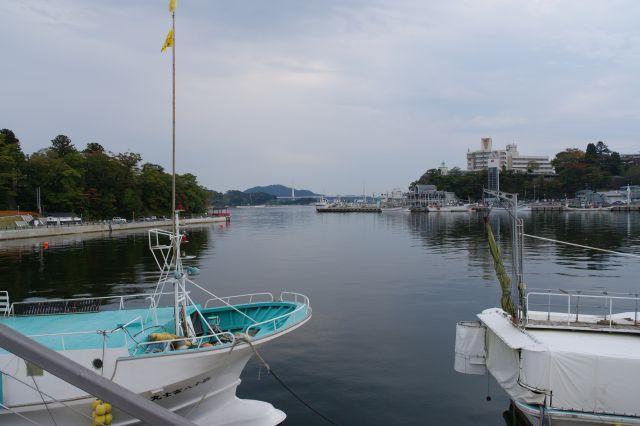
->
[171,9,176,237]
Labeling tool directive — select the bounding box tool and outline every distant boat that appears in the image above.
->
[380,207,409,213]
[236,204,266,209]
[428,204,471,213]
[315,196,330,211]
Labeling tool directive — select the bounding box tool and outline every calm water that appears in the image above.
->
[2,208,640,425]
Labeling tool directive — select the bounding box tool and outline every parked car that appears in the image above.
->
[112,217,127,224]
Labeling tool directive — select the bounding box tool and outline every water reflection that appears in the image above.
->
[0,226,214,302]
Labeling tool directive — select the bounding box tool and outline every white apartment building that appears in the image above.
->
[466,138,555,174]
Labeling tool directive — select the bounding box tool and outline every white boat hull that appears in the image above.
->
[455,310,640,426]
[0,342,285,425]
[0,310,310,425]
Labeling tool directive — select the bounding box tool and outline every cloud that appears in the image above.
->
[2,0,640,194]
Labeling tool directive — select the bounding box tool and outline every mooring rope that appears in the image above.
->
[0,402,44,426]
[236,334,341,426]
[522,234,640,259]
[0,367,98,425]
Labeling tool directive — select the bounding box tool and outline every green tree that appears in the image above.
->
[0,129,26,209]
[50,135,77,157]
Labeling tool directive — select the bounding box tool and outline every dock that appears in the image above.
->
[316,206,381,213]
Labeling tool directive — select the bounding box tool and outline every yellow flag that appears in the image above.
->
[161,29,174,52]
[169,0,177,13]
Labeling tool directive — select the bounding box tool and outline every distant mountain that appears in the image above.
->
[244,184,320,198]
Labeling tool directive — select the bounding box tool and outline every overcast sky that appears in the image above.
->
[2,1,639,194]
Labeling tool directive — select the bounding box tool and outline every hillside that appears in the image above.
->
[244,184,320,197]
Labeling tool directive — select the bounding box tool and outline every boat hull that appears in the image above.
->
[0,303,310,425]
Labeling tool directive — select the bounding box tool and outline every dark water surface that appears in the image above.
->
[2,208,640,425]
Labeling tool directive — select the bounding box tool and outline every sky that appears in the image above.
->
[2,0,640,195]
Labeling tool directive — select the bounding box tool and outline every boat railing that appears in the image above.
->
[280,291,310,307]
[525,290,640,329]
[25,316,145,350]
[245,294,311,338]
[134,330,236,354]
[26,330,101,351]
[204,292,275,308]
[8,292,176,316]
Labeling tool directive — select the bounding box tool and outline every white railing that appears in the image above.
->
[280,292,310,307]
[26,317,147,351]
[27,330,100,351]
[245,293,311,337]
[8,292,176,316]
[526,290,640,328]
[204,292,274,308]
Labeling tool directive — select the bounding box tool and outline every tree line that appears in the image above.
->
[0,129,209,219]
[412,141,640,200]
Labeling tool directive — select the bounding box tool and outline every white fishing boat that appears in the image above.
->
[314,196,329,211]
[428,204,471,213]
[380,206,409,213]
[455,190,640,425]
[0,3,311,425]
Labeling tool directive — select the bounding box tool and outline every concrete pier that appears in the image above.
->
[316,206,381,213]
[0,217,228,241]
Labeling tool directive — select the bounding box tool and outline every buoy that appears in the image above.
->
[92,399,113,425]
[181,234,188,242]
[43,241,49,249]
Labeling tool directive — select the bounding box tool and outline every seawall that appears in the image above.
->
[0,217,228,241]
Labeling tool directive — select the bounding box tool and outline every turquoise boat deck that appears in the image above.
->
[0,299,309,356]
[0,307,179,353]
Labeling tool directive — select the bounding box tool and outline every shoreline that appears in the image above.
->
[0,217,229,241]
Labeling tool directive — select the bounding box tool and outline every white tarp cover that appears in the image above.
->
[520,330,640,417]
[454,321,486,375]
[485,329,545,405]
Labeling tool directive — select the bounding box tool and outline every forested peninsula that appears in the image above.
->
[0,129,209,219]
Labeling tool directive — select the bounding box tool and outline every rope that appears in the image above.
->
[32,375,58,426]
[522,234,640,259]
[0,402,44,425]
[0,367,96,425]
[236,334,341,426]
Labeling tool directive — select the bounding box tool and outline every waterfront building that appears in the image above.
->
[621,153,640,168]
[466,138,555,174]
[487,158,499,192]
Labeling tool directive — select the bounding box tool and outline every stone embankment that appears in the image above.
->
[0,217,228,241]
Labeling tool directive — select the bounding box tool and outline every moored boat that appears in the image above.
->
[454,189,640,425]
[0,2,312,424]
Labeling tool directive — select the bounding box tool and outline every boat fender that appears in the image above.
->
[186,266,200,276]
[92,400,113,425]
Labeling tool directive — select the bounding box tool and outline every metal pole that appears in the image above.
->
[0,324,196,426]
[171,10,177,238]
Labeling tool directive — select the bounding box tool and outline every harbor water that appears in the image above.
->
[2,207,640,425]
